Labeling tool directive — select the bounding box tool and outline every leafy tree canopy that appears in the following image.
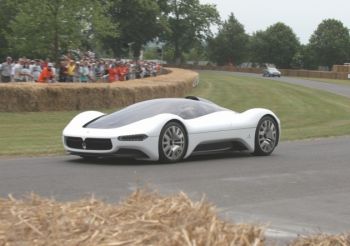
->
[104,0,165,59]
[208,13,249,66]
[6,0,117,61]
[0,0,19,59]
[161,0,220,64]
[308,19,350,69]
[249,22,300,68]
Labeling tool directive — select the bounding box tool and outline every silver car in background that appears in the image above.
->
[263,67,281,77]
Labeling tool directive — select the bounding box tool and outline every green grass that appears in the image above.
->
[1,70,350,156]
[0,111,79,156]
[192,71,350,140]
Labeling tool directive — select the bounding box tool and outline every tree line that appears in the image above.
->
[208,14,350,69]
[0,0,349,69]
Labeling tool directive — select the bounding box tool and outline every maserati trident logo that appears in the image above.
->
[82,140,87,150]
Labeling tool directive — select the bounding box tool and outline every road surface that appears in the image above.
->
[1,136,350,239]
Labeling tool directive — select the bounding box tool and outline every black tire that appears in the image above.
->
[253,116,278,156]
[158,121,188,163]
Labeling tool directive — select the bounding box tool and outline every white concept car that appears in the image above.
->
[62,97,280,163]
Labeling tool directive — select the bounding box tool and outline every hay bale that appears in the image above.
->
[290,233,350,246]
[1,190,349,245]
[332,65,350,73]
[0,190,265,246]
[0,68,199,112]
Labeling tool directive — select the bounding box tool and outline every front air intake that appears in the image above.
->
[65,137,112,150]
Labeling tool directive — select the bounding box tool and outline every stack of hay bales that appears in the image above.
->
[0,190,265,245]
[0,68,198,112]
[332,65,350,73]
[332,65,350,79]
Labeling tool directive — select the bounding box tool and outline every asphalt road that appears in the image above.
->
[1,72,350,241]
[1,136,350,239]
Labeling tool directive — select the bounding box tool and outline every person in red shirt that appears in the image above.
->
[37,63,54,83]
[108,64,118,82]
[119,63,129,81]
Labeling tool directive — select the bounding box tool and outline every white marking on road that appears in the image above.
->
[265,228,298,238]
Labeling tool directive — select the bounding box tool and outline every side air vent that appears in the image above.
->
[118,134,148,141]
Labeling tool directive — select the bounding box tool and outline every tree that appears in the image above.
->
[308,19,350,69]
[183,45,208,63]
[208,13,248,65]
[295,44,317,70]
[0,0,19,60]
[6,0,116,61]
[161,0,220,64]
[250,22,300,68]
[104,0,165,59]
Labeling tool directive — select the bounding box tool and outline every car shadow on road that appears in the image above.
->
[65,157,160,166]
[186,151,253,162]
[64,151,255,166]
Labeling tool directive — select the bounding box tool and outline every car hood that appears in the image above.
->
[63,112,182,139]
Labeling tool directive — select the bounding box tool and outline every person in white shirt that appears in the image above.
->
[0,57,13,82]
[21,61,34,82]
[50,63,57,82]
[30,60,42,82]
[13,59,25,82]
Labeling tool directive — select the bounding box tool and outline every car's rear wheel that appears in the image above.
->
[254,116,278,156]
[159,122,187,163]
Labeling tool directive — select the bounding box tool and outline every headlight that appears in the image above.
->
[118,134,148,141]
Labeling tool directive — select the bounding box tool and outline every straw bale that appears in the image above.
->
[0,68,198,112]
[290,233,350,246]
[332,65,350,73]
[0,190,265,246]
[1,190,349,245]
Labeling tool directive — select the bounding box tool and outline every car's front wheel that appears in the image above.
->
[159,121,187,163]
[254,116,278,156]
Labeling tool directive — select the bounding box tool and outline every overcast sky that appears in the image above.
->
[200,0,350,44]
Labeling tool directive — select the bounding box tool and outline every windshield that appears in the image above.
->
[85,98,225,129]
[268,67,279,72]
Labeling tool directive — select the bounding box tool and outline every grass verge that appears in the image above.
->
[193,71,350,140]
[0,111,78,156]
[1,70,350,156]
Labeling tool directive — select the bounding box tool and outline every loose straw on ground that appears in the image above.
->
[1,190,349,245]
[0,190,265,246]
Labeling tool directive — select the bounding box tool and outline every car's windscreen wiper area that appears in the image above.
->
[85,98,224,129]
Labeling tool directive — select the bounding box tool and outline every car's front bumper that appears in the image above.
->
[63,135,159,161]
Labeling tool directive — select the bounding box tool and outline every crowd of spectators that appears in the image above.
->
[0,52,162,83]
